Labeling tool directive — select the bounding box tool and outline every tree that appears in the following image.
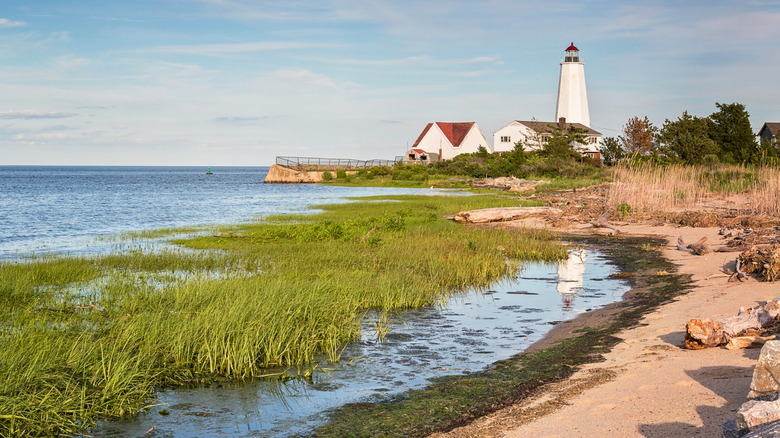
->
[539,125,587,158]
[601,136,624,166]
[620,116,656,155]
[505,141,527,167]
[708,102,759,164]
[656,111,718,164]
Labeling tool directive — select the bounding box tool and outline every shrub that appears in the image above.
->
[369,166,390,176]
[322,171,333,181]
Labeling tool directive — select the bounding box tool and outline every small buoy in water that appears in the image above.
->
[206,167,213,175]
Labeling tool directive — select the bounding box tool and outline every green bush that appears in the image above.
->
[336,169,347,179]
[322,171,333,181]
[369,166,390,176]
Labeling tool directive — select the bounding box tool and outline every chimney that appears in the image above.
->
[558,117,566,129]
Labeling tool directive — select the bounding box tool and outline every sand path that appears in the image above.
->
[434,223,779,438]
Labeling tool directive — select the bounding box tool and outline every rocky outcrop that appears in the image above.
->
[749,341,780,400]
[722,340,780,436]
[452,207,562,224]
[737,399,780,434]
[264,165,323,183]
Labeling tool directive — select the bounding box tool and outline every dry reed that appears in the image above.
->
[607,164,780,217]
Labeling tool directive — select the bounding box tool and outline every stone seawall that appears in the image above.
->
[264,164,324,183]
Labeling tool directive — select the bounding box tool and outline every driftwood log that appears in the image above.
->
[590,211,620,234]
[452,207,562,224]
[677,235,710,255]
[686,300,780,349]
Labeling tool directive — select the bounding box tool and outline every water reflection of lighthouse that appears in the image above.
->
[557,249,586,309]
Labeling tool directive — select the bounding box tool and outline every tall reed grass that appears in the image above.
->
[0,194,564,436]
[608,164,780,217]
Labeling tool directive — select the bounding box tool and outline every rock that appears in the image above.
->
[722,418,739,438]
[264,164,323,183]
[737,400,780,434]
[744,420,780,437]
[685,318,725,349]
[452,207,562,224]
[749,341,780,400]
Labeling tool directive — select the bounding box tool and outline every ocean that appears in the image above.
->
[0,166,428,259]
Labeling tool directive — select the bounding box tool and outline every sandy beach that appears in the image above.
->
[433,222,779,438]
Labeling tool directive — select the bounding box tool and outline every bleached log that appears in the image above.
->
[452,207,562,224]
[590,211,620,234]
[686,300,780,349]
[725,335,775,350]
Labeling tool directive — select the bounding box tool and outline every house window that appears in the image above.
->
[500,136,511,143]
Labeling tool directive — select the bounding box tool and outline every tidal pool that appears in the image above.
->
[94,247,630,437]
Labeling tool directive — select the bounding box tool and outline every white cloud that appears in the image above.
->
[0,110,78,120]
[50,54,91,71]
[132,41,340,57]
[271,68,359,89]
[0,18,26,28]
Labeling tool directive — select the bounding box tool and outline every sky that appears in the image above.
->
[1,0,779,166]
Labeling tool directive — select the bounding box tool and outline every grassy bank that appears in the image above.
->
[312,235,694,437]
[0,194,565,436]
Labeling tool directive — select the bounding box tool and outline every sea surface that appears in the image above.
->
[0,166,431,259]
[0,166,630,437]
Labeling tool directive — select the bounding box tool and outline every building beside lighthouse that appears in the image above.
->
[492,42,601,159]
[556,42,590,127]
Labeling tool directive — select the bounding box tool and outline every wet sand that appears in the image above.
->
[433,222,779,438]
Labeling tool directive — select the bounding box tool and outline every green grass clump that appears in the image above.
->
[0,193,564,436]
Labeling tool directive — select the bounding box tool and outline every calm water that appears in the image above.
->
[0,166,430,259]
[94,248,629,437]
[0,166,630,437]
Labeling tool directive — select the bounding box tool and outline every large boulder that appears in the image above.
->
[737,400,780,434]
[749,341,780,400]
[743,419,780,437]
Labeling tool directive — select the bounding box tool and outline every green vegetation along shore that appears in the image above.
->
[0,193,566,437]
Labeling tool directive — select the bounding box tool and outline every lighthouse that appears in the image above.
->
[555,42,590,128]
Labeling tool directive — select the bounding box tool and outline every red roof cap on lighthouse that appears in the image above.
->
[566,42,578,51]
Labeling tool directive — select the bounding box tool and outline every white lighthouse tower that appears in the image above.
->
[555,42,590,128]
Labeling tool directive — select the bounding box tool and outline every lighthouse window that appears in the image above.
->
[500,136,511,143]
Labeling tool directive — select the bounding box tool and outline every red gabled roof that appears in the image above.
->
[566,42,579,51]
[411,122,475,148]
[436,122,474,147]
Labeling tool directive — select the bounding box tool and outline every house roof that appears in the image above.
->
[411,148,426,153]
[412,122,476,148]
[515,120,601,136]
[759,123,780,137]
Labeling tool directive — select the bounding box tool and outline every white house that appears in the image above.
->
[493,118,602,159]
[408,122,491,161]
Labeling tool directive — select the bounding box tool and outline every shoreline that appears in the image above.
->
[434,221,780,437]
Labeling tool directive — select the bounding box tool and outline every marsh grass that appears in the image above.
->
[608,163,780,217]
[0,194,564,436]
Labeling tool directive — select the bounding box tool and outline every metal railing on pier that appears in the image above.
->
[275,156,402,171]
